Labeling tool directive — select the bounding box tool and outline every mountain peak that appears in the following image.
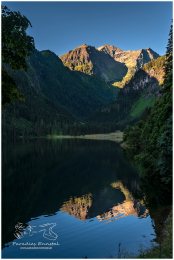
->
[98,44,123,53]
[60,44,127,82]
[60,43,159,87]
[76,43,88,49]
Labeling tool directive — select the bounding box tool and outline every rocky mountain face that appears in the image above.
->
[89,56,165,126]
[143,56,165,85]
[98,44,159,69]
[60,44,128,82]
[121,55,165,97]
[97,44,123,55]
[61,43,160,88]
[98,44,160,87]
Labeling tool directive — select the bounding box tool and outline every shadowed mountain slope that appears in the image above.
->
[3,49,117,138]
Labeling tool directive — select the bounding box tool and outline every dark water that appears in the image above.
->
[2,139,168,258]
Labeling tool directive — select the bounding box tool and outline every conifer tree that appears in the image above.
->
[163,23,173,90]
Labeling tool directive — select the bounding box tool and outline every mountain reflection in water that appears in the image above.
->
[2,139,162,258]
[61,181,148,222]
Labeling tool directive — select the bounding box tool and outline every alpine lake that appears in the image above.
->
[2,135,171,258]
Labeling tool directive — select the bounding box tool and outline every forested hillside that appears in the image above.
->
[124,25,172,191]
[3,52,166,138]
[122,26,172,259]
[2,49,117,139]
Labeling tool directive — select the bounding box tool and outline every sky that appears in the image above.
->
[3,1,173,56]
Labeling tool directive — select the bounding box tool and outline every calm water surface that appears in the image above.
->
[2,139,161,258]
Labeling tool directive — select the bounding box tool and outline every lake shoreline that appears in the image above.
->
[46,131,123,143]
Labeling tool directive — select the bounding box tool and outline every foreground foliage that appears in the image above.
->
[2,6,34,106]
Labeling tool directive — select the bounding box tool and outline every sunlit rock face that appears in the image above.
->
[60,44,160,88]
[98,45,160,87]
[60,44,128,82]
[60,181,148,221]
[98,45,159,71]
[97,44,123,56]
[142,56,165,85]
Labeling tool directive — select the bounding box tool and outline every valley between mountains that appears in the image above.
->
[2,42,165,139]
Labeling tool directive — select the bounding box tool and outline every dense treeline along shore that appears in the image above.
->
[2,5,172,259]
